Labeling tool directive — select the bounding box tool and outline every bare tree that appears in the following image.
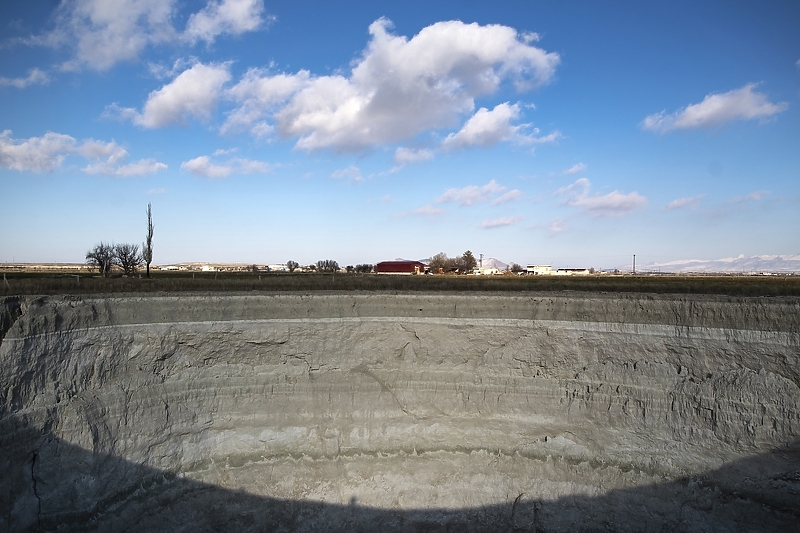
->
[316,259,339,273]
[142,203,154,278]
[427,252,450,274]
[510,263,524,273]
[115,244,143,275]
[286,260,299,273]
[355,264,373,273]
[86,242,115,277]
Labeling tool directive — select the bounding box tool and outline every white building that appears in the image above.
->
[527,265,553,275]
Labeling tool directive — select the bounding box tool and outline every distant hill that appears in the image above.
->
[637,254,800,274]
[480,257,509,270]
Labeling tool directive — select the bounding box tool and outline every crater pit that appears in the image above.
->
[1,292,799,531]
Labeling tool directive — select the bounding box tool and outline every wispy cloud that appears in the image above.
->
[491,190,523,205]
[564,162,586,175]
[665,194,704,210]
[729,190,770,204]
[437,179,506,206]
[147,188,166,195]
[480,215,524,229]
[394,147,434,166]
[642,83,788,133]
[0,68,49,88]
[180,154,270,178]
[413,205,447,216]
[331,165,363,182]
[556,178,646,217]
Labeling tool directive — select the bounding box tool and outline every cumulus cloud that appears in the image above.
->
[180,154,270,178]
[331,165,363,182]
[110,62,231,128]
[437,179,506,206]
[222,69,311,135]
[185,0,269,44]
[642,83,788,133]
[480,215,524,229]
[224,18,559,151]
[24,0,268,71]
[394,147,434,166]
[665,194,704,210]
[556,178,646,217]
[564,162,586,174]
[0,129,165,175]
[0,68,50,88]
[491,189,523,205]
[440,103,557,150]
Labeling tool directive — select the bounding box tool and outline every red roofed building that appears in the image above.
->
[376,260,427,274]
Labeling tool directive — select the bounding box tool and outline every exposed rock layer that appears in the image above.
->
[1,293,799,532]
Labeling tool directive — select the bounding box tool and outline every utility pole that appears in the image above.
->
[479,253,483,268]
[633,254,636,275]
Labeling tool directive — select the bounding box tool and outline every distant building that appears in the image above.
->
[376,260,426,274]
[526,264,591,276]
[527,265,553,275]
[474,267,501,275]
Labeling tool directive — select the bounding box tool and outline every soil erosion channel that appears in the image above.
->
[1,293,799,532]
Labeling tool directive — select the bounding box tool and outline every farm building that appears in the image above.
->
[376,260,427,274]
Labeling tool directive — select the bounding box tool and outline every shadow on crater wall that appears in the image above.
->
[3,417,799,533]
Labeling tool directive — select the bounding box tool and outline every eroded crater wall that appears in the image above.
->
[1,293,798,532]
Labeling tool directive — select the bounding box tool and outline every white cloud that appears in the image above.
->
[0,68,50,88]
[480,215,524,229]
[0,129,166,176]
[642,83,788,133]
[666,194,704,210]
[394,147,434,166]
[331,165,363,182]
[491,189,523,205]
[437,179,506,206]
[113,62,231,128]
[441,103,519,149]
[185,0,269,44]
[556,178,647,217]
[222,69,310,135]
[26,0,268,71]
[180,154,271,178]
[564,163,587,175]
[440,102,557,150]
[148,188,166,195]
[0,130,75,171]
[225,18,559,151]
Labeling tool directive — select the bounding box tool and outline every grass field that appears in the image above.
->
[2,270,799,297]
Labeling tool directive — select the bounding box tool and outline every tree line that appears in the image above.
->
[86,203,153,277]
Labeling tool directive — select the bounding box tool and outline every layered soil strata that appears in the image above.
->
[1,293,799,532]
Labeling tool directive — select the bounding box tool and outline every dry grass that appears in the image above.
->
[2,270,799,297]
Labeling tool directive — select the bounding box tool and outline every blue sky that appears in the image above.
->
[1,1,798,268]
